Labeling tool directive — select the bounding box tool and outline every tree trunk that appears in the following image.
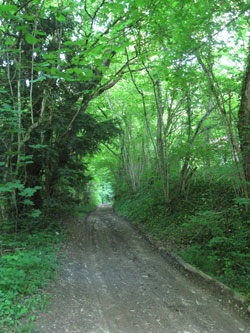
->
[238,42,250,197]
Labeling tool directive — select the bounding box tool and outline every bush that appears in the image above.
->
[113,179,250,297]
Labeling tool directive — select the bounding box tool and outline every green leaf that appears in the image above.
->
[23,14,35,21]
[19,155,33,161]
[29,209,41,218]
[135,0,148,5]
[0,181,24,192]
[233,197,250,205]
[29,144,48,149]
[30,76,47,83]
[83,68,94,78]
[33,30,46,36]
[16,25,28,32]
[19,186,41,198]
[0,5,18,14]
[23,199,34,206]
[25,33,39,45]
[56,14,66,22]
[5,38,15,46]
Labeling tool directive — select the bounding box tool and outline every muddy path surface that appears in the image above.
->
[34,205,249,333]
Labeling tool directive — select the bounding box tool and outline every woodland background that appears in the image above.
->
[0,0,249,329]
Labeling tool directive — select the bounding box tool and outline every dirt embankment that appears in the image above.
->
[34,205,249,333]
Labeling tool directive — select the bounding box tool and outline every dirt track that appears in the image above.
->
[35,205,249,332]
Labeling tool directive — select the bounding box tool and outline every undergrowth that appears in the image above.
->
[0,219,62,332]
[113,179,250,298]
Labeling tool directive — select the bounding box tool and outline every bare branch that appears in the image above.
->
[93,55,137,98]
[83,0,93,20]
[23,88,48,143]
[102,143,120,158]
[91,0,106,28]
[98,106,108,118]
[90,16,125,49]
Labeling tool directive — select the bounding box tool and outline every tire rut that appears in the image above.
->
[34,205,249,333]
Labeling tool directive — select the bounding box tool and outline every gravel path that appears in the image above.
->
[34,205,249,333]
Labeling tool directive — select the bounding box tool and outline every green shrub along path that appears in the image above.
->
[113,178,250,300]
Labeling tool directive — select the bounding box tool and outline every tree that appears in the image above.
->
[238,40,250,197]
[0,0,153,222]
[88,0,250,210]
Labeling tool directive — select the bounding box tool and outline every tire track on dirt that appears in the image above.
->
[34,205,249,333]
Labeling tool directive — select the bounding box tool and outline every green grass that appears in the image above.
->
[0,222,62,332]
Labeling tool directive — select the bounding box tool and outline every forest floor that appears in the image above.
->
[33,205,249,333]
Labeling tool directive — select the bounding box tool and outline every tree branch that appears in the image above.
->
[102,143,120,158]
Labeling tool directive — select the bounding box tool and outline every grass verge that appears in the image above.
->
[0,220,62,332]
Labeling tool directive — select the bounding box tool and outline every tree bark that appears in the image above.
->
[238,41,250,196]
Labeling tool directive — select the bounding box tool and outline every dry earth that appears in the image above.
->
[34,205,249,333]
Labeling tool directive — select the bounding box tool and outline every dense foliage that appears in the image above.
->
[87,0,250,297]
[113,179,249,296]
[0,0,134,222]
[0,0,250,328]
